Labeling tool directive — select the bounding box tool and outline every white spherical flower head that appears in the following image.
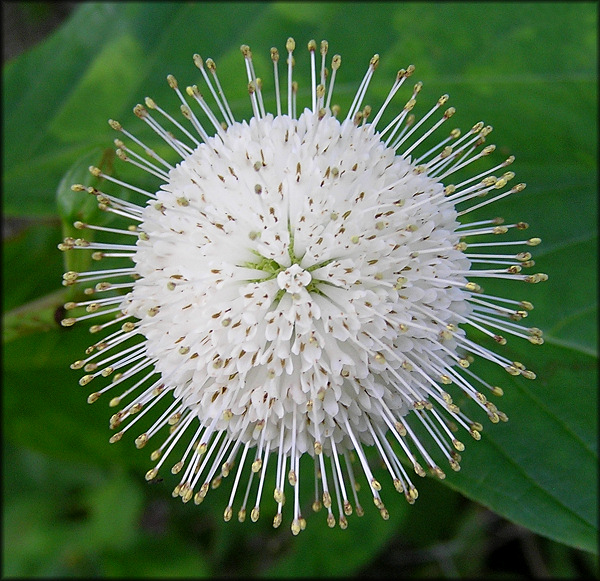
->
[61,38,546,533]
[132,110,469,462]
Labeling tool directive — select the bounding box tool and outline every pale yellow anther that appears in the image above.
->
[109,432,123,444]
[444,184,456,195]
[440,145,453,158]
[108,119,122,131]
[145,468,158,481]
[291,518,301,535]
[469,428,482,441]
[404,98,416,111]
[452,438,465,451]
[465,282,482,292]
[414,463,426,477]
[168,459,185,475]
[286,37,296,52]
[180,104,193,119]
[288,469,297,486]
[270,47,279,62]
[480,125,493,137]
[432,466,446,479]
[192,53,203,69]
[370,54,380,69]
[307,39,317,52]
[79,374,94,386]
[273,487,285,504]
[133,433,147,449]
[166,74,178,89]
[437,94,449,106]
[87,392,100,404]
[132,104,147,118]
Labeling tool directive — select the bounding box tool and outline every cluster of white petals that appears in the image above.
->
[61,38,545,533]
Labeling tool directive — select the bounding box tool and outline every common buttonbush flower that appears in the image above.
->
[60,38,546,534]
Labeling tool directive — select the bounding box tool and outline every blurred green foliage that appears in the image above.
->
[2,2,597,577]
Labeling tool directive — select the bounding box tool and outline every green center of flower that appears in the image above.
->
[241,224,334,295]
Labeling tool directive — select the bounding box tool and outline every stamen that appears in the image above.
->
[286,37,295,117]
[193,54,236,127]
[271,48,282,117]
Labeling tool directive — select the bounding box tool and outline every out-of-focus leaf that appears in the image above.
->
[3,324,152,472]
[2,223,63,313]
[3,0,597,567]
[440,340,597,554]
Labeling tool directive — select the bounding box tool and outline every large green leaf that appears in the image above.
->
[3,0,597,566]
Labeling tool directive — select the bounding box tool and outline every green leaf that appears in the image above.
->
[2,222,64,313]
[441,341,597,554]
[3,0,597,569]
[2,324,152,473]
